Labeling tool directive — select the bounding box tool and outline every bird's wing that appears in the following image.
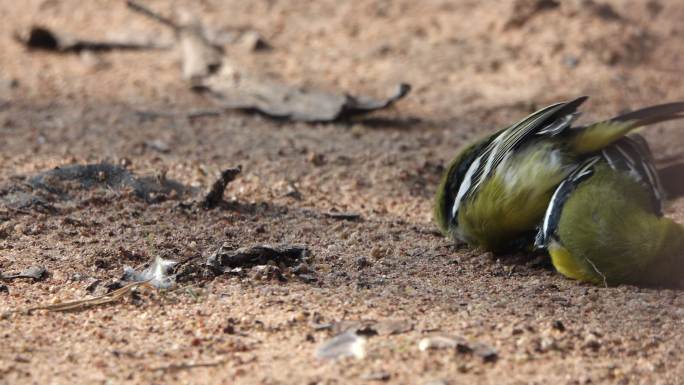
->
[537,134,667,249]
[535,156,600,249]
[467,96,588,196]
[601,135,664,214]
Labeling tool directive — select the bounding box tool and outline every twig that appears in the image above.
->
[150,360,227,372]
[134,109,223,120]
[323,211,362,221]
[125,0,179,30]
[26,281,151,313]
[203,167,241,209]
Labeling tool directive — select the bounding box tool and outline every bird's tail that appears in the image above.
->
[570,102,684,154]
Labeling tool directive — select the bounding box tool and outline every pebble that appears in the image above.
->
[315,331,366,360]
[418,335,469,352]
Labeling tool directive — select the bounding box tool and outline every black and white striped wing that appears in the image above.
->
[451,96,588,220]
[601,135,664,214]
[535,156,600,249]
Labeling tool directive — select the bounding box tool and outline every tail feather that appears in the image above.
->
[571,102,684,154]
[610,102,684,125]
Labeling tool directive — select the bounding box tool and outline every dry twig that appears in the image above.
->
[26,281,151,313]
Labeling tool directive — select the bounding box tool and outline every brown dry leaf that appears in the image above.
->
[198,66,410,122]
[125,0,410,121]
[0,266,47,281]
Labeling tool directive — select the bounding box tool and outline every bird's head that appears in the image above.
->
[433,137,493,238]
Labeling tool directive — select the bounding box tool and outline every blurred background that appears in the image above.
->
[2,0,684,220]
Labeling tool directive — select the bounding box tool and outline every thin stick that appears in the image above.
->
[27,281,151,313]
[126,0,179,30]
[150,360,227,372]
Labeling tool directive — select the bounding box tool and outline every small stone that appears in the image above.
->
[356,256,371,269]
[251,265,285,282]
[315,331,366,360]
[70,273,87,282]
[418,336,469,352]
[292,263,311,275]
[370,246,385,259]
[13,223,26,235]
[360,372,390,381]
[307,152,326,166]
[562,54,580,68]
[93,259,109,269]
[144,139,171,153]
[538,336,557,353]
[472,343,498,363]
[293,311,309,322]
[296,274,317,283]
[584,335,601,352]
[85,279,101,293]
[0,284,8,294]
[373,320,413,336]
[552,320,566,332]
[351,124,366,138]
[14,355,30,363]
[238,30,271,51]
[104,280,124,293]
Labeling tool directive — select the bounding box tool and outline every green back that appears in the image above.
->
[557,165,684,286]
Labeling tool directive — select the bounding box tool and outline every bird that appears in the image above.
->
[434,97,684,253]
[535,135,683,287]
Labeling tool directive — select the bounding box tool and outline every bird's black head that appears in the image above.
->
[433,137,492,235]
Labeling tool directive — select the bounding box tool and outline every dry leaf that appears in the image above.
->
[198,64,410,122]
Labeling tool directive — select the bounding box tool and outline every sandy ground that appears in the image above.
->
[1,1,684,384]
